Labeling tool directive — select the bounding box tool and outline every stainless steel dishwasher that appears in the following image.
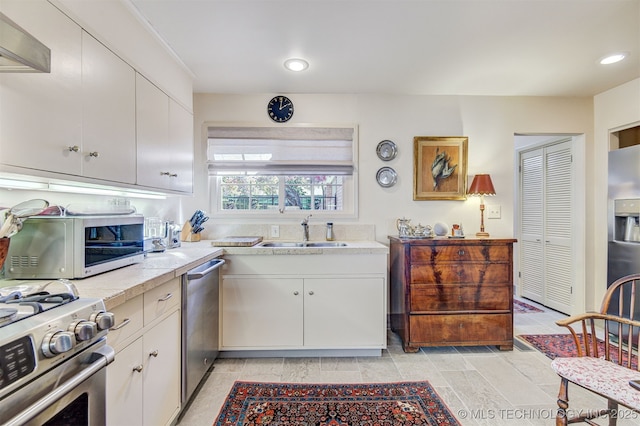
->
[181,258,225,405]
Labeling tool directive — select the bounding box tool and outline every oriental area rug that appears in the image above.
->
[517,333,637,368]
[513,299,544,314]
[213,381,461,426]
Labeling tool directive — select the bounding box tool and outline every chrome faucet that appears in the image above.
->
[301,214,312,241]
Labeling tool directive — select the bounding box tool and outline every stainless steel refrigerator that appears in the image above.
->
[607,145,640,327]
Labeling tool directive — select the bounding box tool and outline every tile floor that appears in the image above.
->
[177,298,640,425]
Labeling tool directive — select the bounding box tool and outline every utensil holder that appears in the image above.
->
[180,221,201,242]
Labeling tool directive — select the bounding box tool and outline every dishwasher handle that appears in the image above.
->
[186,259,225,280]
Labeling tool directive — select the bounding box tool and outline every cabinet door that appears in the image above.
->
[136,73,169,189]
[304,278,385,347]
[168,99,194,193]
[81,31,136,183]
[0,0,82,174]
[106,338,144,426]
[221,277,303,348]
[143,310,181,426]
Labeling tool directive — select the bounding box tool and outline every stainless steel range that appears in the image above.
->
[0,279,115,426]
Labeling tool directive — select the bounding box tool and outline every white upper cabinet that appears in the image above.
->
[81,31,136,183]
[0,0,82,175]
[168,100,194,193]
[0,0,193,193]
[136,73,193,193]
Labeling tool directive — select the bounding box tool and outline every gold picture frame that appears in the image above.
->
[413,136,468,200]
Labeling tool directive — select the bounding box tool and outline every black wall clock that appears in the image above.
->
[268,96,294,122]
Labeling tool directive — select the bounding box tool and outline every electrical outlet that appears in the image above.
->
[487,205,501,219]
[270,225,280,238]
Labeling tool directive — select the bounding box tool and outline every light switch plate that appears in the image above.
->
[270,225,280,238]
[487,205,501,219]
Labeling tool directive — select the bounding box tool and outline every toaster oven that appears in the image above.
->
[4,215,145,279]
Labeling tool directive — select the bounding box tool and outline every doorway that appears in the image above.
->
[515,134,586,316]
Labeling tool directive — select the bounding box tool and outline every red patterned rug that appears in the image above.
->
[513,299,544,314]
[214,381,461,425]
[517,333,637,368]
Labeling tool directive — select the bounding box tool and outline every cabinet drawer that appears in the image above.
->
[410,263,510,284]
[108,295,143,352]
[409,313,512,345]
[144,277,180,325]
[410,284,511,312]
[410,245,511,263]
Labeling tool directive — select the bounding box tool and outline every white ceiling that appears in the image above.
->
[129,0,640,97]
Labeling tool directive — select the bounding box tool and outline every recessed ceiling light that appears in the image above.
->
[284,58,309,72]
[600,53,627,65]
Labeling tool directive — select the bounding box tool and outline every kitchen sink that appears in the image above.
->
[257,242,348,248]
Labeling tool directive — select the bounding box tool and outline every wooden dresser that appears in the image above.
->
[389,236,517,352]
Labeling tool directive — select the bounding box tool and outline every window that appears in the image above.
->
[208,126,357,217]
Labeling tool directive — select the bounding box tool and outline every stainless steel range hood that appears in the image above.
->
[0,11,50,73]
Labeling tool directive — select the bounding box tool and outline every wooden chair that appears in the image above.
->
[552,273,640,425]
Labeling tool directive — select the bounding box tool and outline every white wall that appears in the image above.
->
[191,94,593,241]
[592,78,640,307]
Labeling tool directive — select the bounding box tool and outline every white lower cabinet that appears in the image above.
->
[106,278,181,426]
[220,255,387,351]
[222,277,303,348]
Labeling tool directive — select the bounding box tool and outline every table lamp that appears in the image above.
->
[467,174,496,237]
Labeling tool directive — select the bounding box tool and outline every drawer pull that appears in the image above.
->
[458,250,465,256]
[158,293,173,302]
[133,365,143,373]
[149,350,159,358]
[110,318,131,331]
[308,291,315,296]
[293,291,299,296]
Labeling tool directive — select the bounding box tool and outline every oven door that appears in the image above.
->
[1,340,115,426]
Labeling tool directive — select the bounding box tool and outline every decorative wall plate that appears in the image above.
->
[376,167,397,187]
[376,140,397,161]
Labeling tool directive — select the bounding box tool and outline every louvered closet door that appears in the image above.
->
[543,142,572,313]
[519,140,573,314]
[520,149,544,302]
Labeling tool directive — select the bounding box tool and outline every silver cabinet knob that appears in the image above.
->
[308,290,314,295]
[293,291,299,295]
[90,311,115,330]
[42,330,74,358]
[133,365,143,373]
[68,145,79,152]
[69,320,97,341]
[89,151,99,157]
[149,350,159,358]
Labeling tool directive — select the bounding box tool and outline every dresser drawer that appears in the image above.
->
[410,245,511,263]
[410,262,510,284]
[144,277,181,326]
[410,284,511,311]
[409,313,512,345]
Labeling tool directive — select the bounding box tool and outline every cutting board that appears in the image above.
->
[211,236,263,247]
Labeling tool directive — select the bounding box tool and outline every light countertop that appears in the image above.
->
[0,241,223,311]
[219,240,389,255]
[0,239,388,310]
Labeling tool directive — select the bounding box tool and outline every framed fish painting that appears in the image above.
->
[413,136,468,200]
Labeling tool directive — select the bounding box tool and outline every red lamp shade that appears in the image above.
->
[467,174,496,196]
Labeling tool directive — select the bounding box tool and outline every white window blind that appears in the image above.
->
[207,126,355,175]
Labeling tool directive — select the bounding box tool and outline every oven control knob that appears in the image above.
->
[42,330,74,358]
[90,311,115,330]
[69,320,97,341]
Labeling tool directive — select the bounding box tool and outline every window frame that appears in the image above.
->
[207,123,359,219]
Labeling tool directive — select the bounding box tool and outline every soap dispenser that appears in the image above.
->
[326,222,335,241]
